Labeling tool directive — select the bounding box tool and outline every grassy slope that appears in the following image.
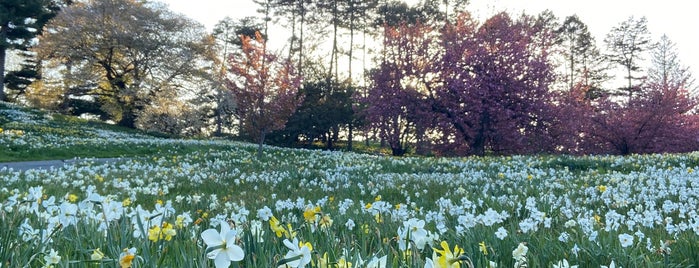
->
[0,103,214,162]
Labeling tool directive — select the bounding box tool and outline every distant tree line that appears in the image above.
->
[1,0,696,156]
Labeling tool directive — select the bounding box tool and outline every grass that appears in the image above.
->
[2,103,699,267]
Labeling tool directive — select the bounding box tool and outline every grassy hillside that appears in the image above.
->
[0,102,235,162]
[2,102,699,267]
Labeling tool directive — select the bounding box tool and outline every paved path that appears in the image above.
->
[0,158,123,172]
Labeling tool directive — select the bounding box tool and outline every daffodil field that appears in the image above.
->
[3,102,699,268]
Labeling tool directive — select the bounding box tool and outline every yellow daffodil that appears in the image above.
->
[479,241,488,256]
[597,185,607,193]
[337,256,352,268]
[175,215,186,228]
[148,225,161,242]
[374,213,383,223]
[433,241,464,268]
[304,206,321,223]
[148,222,177,242]
[122,198,132,207]
[270,216,287,238]
[161,222,177,241]
[67,194,78,203]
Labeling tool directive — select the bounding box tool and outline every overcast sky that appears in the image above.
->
[162,0,698,81]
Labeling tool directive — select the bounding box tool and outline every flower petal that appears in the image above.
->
[201,229,223,247]
[220,223,231,237]
[224,229,238,245]
[214,250,231,268]
[226,244,245,262]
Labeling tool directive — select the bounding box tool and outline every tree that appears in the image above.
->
[227,33,302,158]
[584,35,698,154]
[366,21,438,156]
[604,16,653,99]
[434,12,557,155]
[204,17,265,136]
[0,0,68,101]
[36,0,213,128]
[556,15,608,94]
[648,34,695,91]
[270,78,354,150]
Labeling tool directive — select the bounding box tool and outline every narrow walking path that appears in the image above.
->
[0,158,123,172]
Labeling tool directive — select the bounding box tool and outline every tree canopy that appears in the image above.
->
[35,0,214,128]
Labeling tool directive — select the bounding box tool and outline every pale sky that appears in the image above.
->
[161,0,699,82]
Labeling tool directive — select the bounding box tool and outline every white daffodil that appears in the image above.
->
[281,237,312,268]
[553,259,578,268]
[44,248,61,265]
[600,260,618,268]
[618,233,634,248]
[366,255,387,268]
[201,223,245,268]
[398,218,428,251]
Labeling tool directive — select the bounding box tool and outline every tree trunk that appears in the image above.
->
[119,106,138,129]
[569,42,575,91]
[288,8,296,63]
[347,123,353,151]
[0,43,6,102]
[257,131,266,159]
[348,0,355,81]
[329,0,339,79]
[470,112,490,156]
[391,146,405,156]
[298,1,305,75]
[215,100,223,136]
[325,131,332,149]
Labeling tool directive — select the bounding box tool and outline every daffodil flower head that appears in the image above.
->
[303,206,321,223]
[91,248,105,261]
[270,216,288,238]
[479,241,488,256]
[119,247,137,268]
[319,214,333,229]
[279,237,312,268]
[512,242,528,268]
[161,222,177,241]
[553,259,578,268]
[201,223,245,268]
[365,255,387,268]
[148,225,162,242]
[432,241,467,268]
[44,248,61,265]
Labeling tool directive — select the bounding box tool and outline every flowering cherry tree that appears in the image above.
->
[227,32,302,157]
[435,12,557,155]
[367,12,557,156]
[365,22,438,156]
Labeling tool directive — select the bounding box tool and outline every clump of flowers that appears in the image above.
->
[148,222,177,242]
